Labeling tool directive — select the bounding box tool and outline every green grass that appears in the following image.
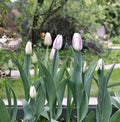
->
[90,68,120,96]
[0,68,120,98]
[0,78,24,98]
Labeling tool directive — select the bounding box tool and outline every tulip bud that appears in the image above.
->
[72,33,83,51]
[83,61,87,73]
[50,48,56,60]
[8,59,13,69]
[44,32,52,46]
[32,53,38,64]
[96,58,104,70]
[25,41,32,55]
[29,85,37,99]
[53,34,63,50]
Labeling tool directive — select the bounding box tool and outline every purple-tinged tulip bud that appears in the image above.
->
[30,85,37,99]
[53,34,63,50]
[25,41,32,55]
[50,48,56,60]
[44,32,52,46]
[72,33,83,51]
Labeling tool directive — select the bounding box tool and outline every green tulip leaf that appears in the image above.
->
[110,110,120,122]
[22,100,33,121]
[111,97,120,109]
[79,90,88,121]
[54,95,62,119]
[51,118,59,122]
[5,81,17,122]
[0,98,10,122]
[54,58,68,87]
[105,64,115,84]
[83,111,95,122]
[35,81,46,121]
[38,61,56,111]
[44,46,49,68]
[9,85,17,122]
[96,89,112,122]
[84,61,96,98]
[56,78,68,101]
[41,106,50,120]
[51,50,59,77]
[13,58,30,101]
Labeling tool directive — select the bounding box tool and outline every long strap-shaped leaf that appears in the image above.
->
[83,111,95,122]
[84,61,96,99]
[0,98,10,122]
[13,58,30,101]
[55,79,68,119]
[38,60,56,120]
[35,80,46,121]
[54,58,68,87]
[5,81,17,122]
[105,64,115,84]
[9,84,17,122]
[79,90,88,122]
[71,48,84,122]
[111,97,120,109]
[44,46,49,68]
[110,110,120,122]
[96,65,112,122]
[22,100,33,121]
[51,50,59,77]
[72,49,83,109]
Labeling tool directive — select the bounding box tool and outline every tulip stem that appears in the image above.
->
[66,82,71,122]
[23,55,32,85]
[50,109,53,122]
[34,64,38,81]
[77,108,80,122]
[44,46,49,68]
[24,55,31,77]
[51,50,59,77]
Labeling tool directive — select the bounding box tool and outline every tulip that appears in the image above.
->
[32,52,38,64]
[44,32,52,46]
[83,61,87,73]
[29,85,37,99]
[50,48,56,60]
[96,58,104,70]
[25,41,32,55]
[8,59,13,69]
[72,33,83,51]
[53,34,63,50]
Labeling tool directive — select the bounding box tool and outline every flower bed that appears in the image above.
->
[0,32,120,122]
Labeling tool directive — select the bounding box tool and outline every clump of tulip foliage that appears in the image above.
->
[0,32,120,122]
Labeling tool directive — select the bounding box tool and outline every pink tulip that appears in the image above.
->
[50,48,56,60]
[44,32,52,46]
[53,34,63,50]
[72,33,83,51]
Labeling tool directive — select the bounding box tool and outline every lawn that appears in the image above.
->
[0,78,24,99]
[91,68,120,96]
[0,68,120,98]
